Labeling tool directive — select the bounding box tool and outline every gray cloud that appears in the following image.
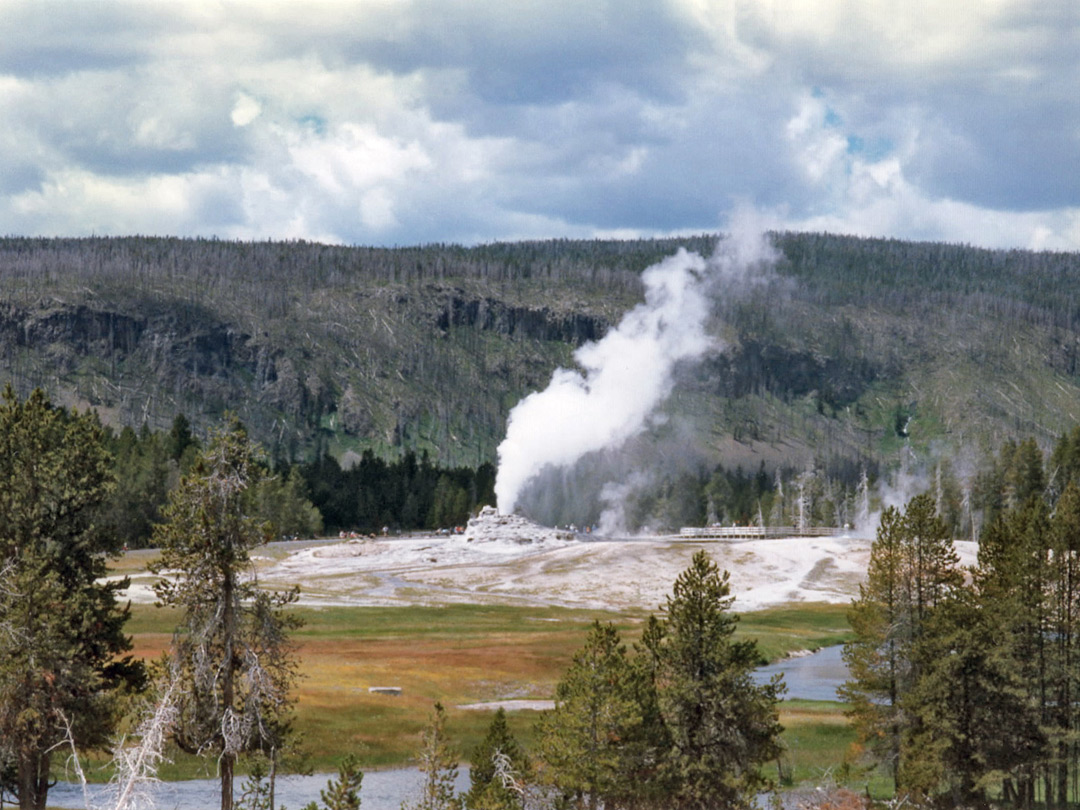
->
[0,0,1077,249]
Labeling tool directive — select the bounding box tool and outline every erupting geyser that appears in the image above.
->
[494,228,779,519]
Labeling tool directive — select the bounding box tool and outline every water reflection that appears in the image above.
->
[49,767,472,810]
[752,644,848,701]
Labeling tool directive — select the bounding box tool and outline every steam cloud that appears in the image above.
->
[495,229,778,517]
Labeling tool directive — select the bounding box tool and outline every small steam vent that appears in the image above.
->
[464,505,577,545]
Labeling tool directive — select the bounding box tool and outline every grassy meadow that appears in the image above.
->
[99,597,859,788]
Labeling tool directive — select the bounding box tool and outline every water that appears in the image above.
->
[752,644,848,701]
[48,767,472,810]
[50,647,848,809]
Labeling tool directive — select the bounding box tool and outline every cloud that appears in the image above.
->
[778,90,1080,250]
[231,93,262,128]
[0,0,1076,249]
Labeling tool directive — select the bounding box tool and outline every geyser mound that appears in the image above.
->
[463,505,577,545]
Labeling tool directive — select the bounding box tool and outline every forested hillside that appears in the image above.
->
[2,232,1079,490]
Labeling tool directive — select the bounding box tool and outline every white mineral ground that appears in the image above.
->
[113,506,979,613]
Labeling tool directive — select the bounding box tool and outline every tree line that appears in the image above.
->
[843,425,1080,807]
[102,412,322,548]
[300,450,495,533]
[102,413,502,546]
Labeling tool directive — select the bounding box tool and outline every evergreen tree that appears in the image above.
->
[644,550,784,810]
[841,505,907,781]
[903,587,1044,805]
[1049,426,1080,499]
[236,757,274,810]
[0,387,143,810]
[976,497,1052,806]
[402,702,461,810]
[466,708,529,810]
[150,419,301,810]
[104,425,171,549]
[1008,437,1046,508]
[537,622,643,810]
[1047,481,1080,805]
[316,754,365,810]
[841,494,962,796]
[253,466,324,539]
[166,412,198,465]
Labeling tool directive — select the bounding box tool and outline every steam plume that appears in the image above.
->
[495,230,777,516]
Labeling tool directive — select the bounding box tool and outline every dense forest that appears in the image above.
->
[3,233,1080,487]
[103,411,498,546]
[843,424,1080,807]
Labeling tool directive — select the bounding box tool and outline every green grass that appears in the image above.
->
[737,603,854,663]
[779,700,856,783]
[92,599,859,784]
[291,603,638,642]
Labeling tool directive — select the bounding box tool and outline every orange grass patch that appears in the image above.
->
[119,602,851,772]
[780,708,852,726]
[122,604,590,770]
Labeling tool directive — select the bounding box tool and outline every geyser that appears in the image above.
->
[494,230,778,518]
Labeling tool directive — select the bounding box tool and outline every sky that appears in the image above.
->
[1,0,1078,250]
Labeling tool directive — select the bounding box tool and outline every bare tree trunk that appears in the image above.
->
[221,570,236,810]
[221,752,234,810]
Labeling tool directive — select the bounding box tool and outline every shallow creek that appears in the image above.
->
[51,646,848,809]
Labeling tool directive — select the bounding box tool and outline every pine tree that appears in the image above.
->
[536,621,643,809]
[466,708,530,810]
[841,494,961,795]
[904,587,1044,806]
[0,387,143,810]
[166,412,198,465]
[252,466,324,539]
[645,550,784,810]
[318,754,365,810]
[841,505,906,781]
[402,702,461,810]
[105,425,171,549]
[1048,481,1080,804]
[150,418,301,810]
[976,497,1053,806]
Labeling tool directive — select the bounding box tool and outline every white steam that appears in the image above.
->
[495,230,777,516]
[597,473,650,537]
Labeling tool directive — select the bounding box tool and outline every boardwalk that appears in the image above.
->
[677,525,845,540]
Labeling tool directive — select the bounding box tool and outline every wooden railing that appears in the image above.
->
[677,525,845,540]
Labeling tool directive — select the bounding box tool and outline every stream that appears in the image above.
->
[49,646,849,809]
[752,643,849,701]
[48,767,472,810]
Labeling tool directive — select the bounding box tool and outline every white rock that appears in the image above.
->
[463,505,577,545]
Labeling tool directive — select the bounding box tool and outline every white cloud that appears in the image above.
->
[785,95,848,185]
[8,167,234,236]
[774,87,1080,250]
[0,0,1076,249]
[230,93,261,127]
